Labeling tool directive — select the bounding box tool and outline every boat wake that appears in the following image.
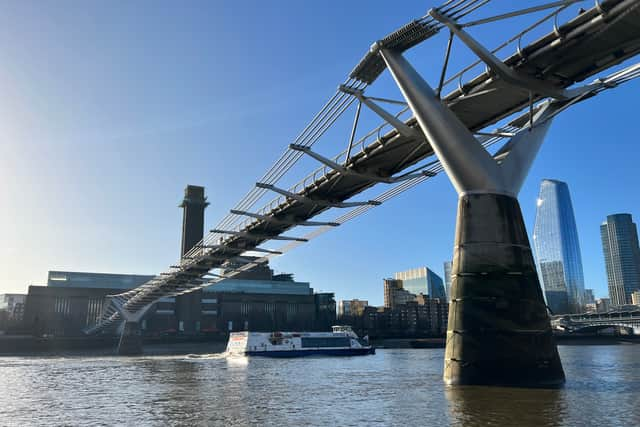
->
[184,352,228,360]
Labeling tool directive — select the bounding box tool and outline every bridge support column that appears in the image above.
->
[447,193,564,386]
[118,321,143,356]
[379,47,565,387]
[112,298,151,356]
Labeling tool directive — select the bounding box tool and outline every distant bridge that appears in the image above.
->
[85,0,640,385]
[552,308,640,334]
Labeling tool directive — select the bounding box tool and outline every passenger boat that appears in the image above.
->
[226,325,375,357]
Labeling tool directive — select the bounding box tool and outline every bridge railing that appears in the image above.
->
[439,0,584,97]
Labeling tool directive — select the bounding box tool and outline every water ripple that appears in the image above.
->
[0,346,638,426]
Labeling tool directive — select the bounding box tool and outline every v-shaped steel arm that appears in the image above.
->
[379,47,562,196]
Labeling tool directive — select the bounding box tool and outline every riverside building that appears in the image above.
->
[23,268,335,336]
[0,294,26,321]
[443,261,452,300]
[600,213,640,306]
[360,299,448,338]
[632,290,640,306]
[22,185,336,337]
[383,278,416,308]
[394,267,446,300]
[533,179,586,314]
[337,299,369,317]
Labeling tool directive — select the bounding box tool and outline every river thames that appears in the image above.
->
[1,345,638,426]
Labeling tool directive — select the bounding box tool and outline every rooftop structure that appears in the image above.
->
[47,271,155,290]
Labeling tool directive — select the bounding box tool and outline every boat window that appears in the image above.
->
[301,337,350,348]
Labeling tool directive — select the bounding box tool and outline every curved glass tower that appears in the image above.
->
[533,179,586,314]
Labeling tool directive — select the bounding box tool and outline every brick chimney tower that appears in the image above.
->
[175,185,209,334]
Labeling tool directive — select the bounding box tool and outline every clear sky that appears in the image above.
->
[1,1,638,306]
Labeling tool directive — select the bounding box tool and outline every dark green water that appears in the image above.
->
[1,345,638,426]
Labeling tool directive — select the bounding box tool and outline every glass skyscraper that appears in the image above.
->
[395,267,446,300]
[532,179,586,314]
[600,213,640,306]
[443,261,452,301]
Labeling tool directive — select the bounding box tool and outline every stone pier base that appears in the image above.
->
[444,193,565,387]
[117,321,143,356]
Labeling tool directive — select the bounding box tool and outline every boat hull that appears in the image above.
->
[245,347,375,358]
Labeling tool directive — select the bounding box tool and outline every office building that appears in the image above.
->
[600,213,640,306]
[23,268,334,336]
[583,289,595,305]
[533,179,586,313]
[198,288,335,333]
[394,267,446,300]
[631,290,640,306]
[350,299,369,316]
[384,278,401,308]
[358,298,449,338]
[24,271,156,336]
[314,293,337,330]
[443,261,452,300]
[337,299,369,317]
[583,289,596,313]
[383,278,416,308]
[24,269,333,336]
[596,298,611,313]
[0,294,27,321]
[22,185,336,337]
[395,267,425,296]
[338,300,351,317]
[426,269,446,300]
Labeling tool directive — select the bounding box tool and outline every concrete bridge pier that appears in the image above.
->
[118,321,143,356]
[447,192,564,386]
[379,47,565,387]
[112,299,151,356]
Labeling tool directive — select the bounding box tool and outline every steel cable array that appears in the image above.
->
[185,0,489,260]
[182,79,366,262]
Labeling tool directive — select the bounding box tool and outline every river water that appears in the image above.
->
[0,345,638,426]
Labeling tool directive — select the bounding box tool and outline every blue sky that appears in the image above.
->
[1,1,638,306]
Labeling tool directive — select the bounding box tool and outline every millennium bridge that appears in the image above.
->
[86,0,640,387]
